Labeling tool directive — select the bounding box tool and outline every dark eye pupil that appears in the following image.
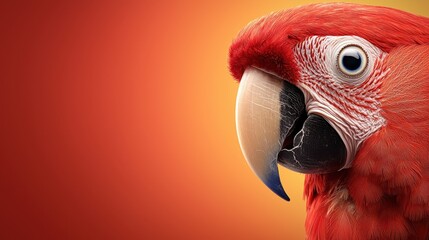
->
[342,52,361,71]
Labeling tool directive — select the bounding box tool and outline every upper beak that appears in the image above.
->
[236,67,347,201]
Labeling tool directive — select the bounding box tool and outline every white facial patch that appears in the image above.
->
[293,36,388,168]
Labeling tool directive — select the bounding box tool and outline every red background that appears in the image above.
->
[1,1,428,239]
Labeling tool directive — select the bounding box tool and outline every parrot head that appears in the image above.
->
[229,5,429,238]
[229,2,429,215]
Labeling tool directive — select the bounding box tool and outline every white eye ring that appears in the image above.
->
[337,45,368,77]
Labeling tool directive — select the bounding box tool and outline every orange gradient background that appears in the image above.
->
[1,1,428,239]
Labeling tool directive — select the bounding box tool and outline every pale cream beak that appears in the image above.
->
[235,67,292,201]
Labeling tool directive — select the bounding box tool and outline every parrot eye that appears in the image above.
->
[337,45,367,76]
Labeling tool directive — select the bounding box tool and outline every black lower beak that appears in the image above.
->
[278,114,347,174]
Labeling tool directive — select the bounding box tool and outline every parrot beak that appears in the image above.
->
[236,67,347,201]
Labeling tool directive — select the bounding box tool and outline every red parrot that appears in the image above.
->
[229,3,429,239]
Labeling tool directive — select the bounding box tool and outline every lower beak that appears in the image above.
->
[235,67,347,201]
